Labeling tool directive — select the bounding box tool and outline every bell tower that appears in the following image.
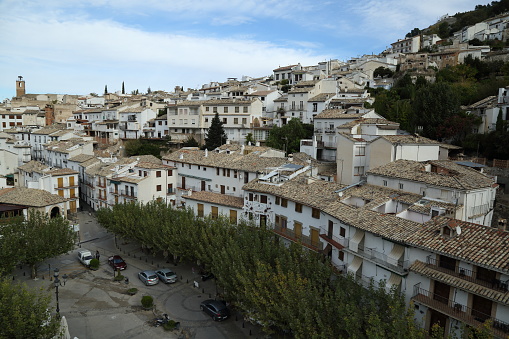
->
[16,76,25,98]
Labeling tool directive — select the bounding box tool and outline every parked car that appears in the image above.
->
[155,268,177,284]
[201,272,215,281]
[78,250,94,267]
[138,270,159,286]
[200,299,229,321]
[108,255,127,270]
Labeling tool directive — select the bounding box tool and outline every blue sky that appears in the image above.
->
[0,0,491,100]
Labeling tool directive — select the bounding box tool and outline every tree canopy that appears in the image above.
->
[203,112,227,150]
[0,280,60,338]
[266,119,312,154]
[0,211,77,278]
[96,201,426,338]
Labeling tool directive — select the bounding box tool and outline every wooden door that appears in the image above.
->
[472,295,492,321]
[229,210,237,224]
[328,220,334,238]
[69,176,75,186]
[429,310,448,335]
[220,185,225,194]
[181,176,186,189]
[433,281,450,304]
[294,222,302,238]
[201,181,206,191]
[311,228,319,246]
[57,177,64,188]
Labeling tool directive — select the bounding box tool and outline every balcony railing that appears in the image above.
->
[119,190,137,199]
[425,256,508,292]
[412,286,509,337]
[349,243,409,274]
[319,227,348,249]
[54,183,79,189]
[272,224,323,251]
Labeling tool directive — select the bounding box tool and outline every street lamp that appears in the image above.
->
[53,268,67,318]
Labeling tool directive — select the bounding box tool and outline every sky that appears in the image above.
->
[0,0,492,100]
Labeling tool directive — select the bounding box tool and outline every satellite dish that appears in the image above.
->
[456,226,462,235]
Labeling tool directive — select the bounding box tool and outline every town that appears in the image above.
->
[2,6,509,339]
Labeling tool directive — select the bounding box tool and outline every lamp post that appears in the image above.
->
[53,268,67,318]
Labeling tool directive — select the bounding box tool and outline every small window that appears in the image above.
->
[260,195,267,203]
[340,227,346,237]
[249,193,254,201]
[281,198,288,208]
[156,171,161,177]
[338,251,344,261]
[383,180,387,187]
[275,196,281,205]
[312,208,320,219]
[156,185,162,191]
[399,183,404,190]
[295,203,302,213]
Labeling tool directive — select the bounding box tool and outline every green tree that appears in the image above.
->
[266,119,310,154]
[438,22,451,38]
[1,211,77,278]
[124,139,162,158]
[245,133,255,145]
[203,112,227,150]
[411,82,461,139]
[0,280,60,338]
[374,67,394,78]
[182,136,199,147]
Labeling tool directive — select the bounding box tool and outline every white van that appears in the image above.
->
[78,250,94,267]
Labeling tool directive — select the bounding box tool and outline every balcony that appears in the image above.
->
[319,227,347,249]
[412,286,509,337]
[98,195,107,202]
[349,243,409,275]
[96,181,106,188]
[272,224,323,252]
[109,188,120,195]
[54,183,79,189]
[119,190,137,200]
[424,256,508,293]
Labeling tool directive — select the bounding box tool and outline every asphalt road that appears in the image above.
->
[12,208,266,339]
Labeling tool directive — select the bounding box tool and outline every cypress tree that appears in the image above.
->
[104,85,108,94]
[204,112,227,150]
[122,81,125,94]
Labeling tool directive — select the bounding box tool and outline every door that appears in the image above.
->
[229,210,237,224]
[220,185,225,194]
[433,281,450,304]
[328,220,334,238]
[472,295,492,321]
[181,176,186,189]
[201,181,206,191]
[294,222,302,239]
[69,200,77,213]
[311,228,319,247]
[57,177,64,188]
[428,310,448,335]
[69,176,75,186]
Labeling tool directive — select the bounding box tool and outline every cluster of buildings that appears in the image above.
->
[1,11,509,338]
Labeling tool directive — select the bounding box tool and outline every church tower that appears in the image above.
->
[16,76,25,98]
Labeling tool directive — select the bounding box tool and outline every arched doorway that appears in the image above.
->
[50,207,60,218]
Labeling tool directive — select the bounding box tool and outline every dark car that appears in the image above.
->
[200,299,229,321]
[201,272,215,281]
[108,255,127,270]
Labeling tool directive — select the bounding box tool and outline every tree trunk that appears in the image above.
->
[31,264,37,279]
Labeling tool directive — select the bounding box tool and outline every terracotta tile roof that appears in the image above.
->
[464,96,497,110]
[407,217,509,272]
[410,260,509,303]
[0,187,67,207]
[273,65,298,71]
[163,149,311,172]
[337,118,399,129]
[379,135,441,145]
[314,109,365,119]
[46,168,78,176]
[184,191,244,208]
[18,160,49,174]
[367,160,495,190]
[31,125,67,135]
[68,154,97,163]
[136,162,172,169]
[308,93,335,102]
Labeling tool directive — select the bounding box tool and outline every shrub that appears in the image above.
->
[114,274,124,281]
[141,295,153,309]
[163,320,177,331]
[127,288,138,295]
[89,258,100,270]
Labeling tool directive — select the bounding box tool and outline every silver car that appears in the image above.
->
[138,270,159,286]
[155,268,178,284]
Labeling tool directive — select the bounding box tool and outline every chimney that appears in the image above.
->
[205,149,208,157]
[179,153,184,160]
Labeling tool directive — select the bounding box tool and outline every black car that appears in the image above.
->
[200,299,229,321]
[201,272,215,281]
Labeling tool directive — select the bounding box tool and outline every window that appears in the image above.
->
[249,193,254,201]
[205,107,209,111]
[224,107,228,113]
[242,118,247,124]
[223,118,227,124]
[168,170,173,176]
[197,204,204,217]
[275,196,280,205]
[355,146,366,156]
[213,107,217,113]
[156,185,162,191]
[399,183,404,190]
[354,166,365,176]
[211,206,218,219]
[281,198,288,208]
[340,227,346,237]
[235,107,240,113]
[243,107,248,113]
[234,118,238,124]
[216,168,220,175]
[156,171,161,177]
[294,222,302,238]
[312,208,320,219]
[338,251,344,261]
[260,195,267,203]
[295,203,302,213]
[383,180,387,187]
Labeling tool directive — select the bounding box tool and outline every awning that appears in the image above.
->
[347,256,363,275]
[348,229,364,252]
[387,244,405,267]
[386,273,402,292]
[178,173,212,181]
